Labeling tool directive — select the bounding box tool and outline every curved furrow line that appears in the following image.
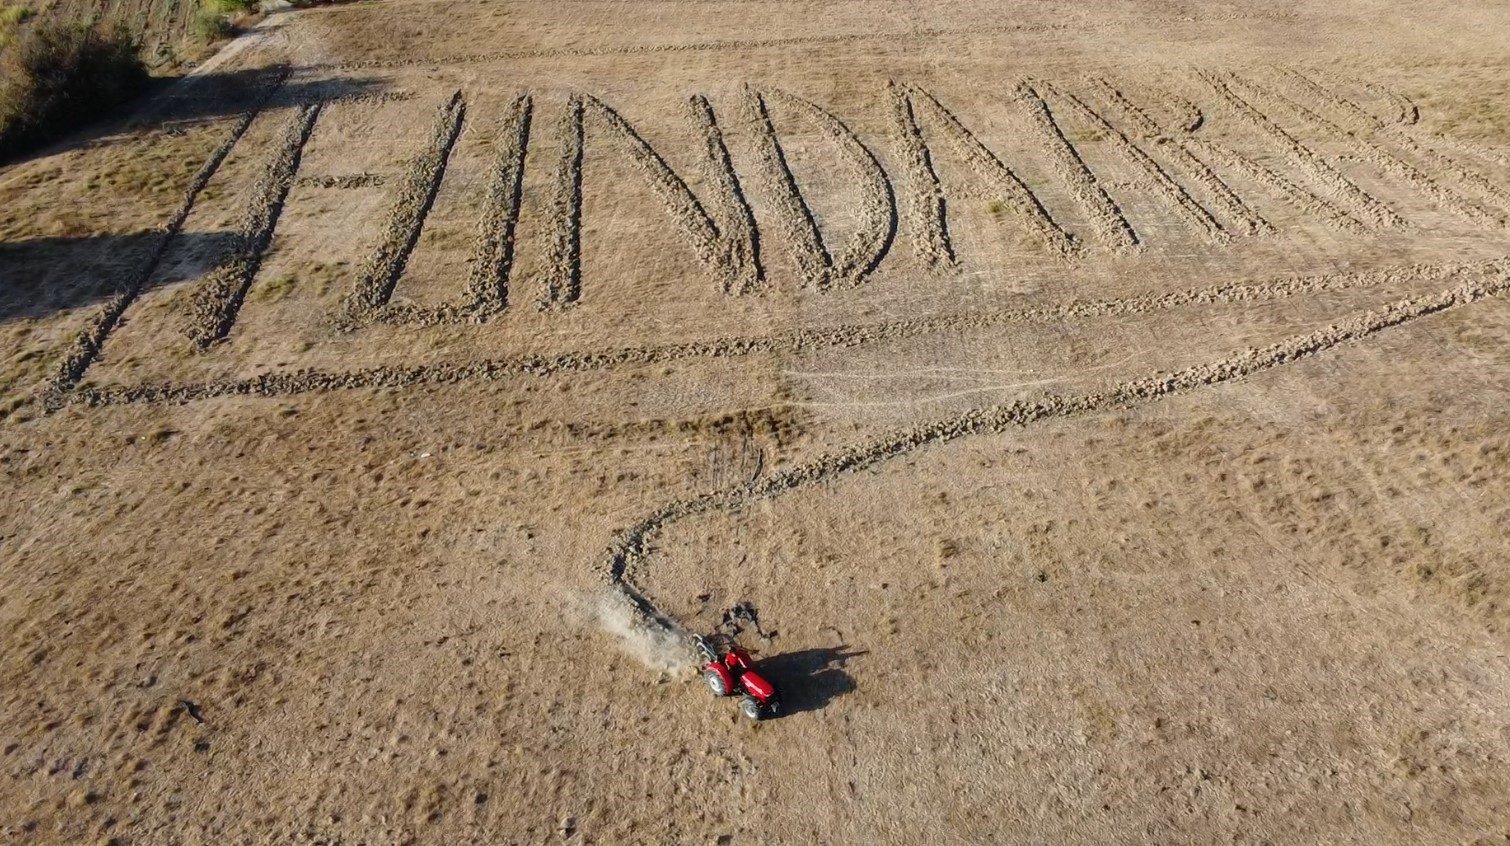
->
[763,88,897,287]
[600,273,1510,631]
[68,258,1504,407]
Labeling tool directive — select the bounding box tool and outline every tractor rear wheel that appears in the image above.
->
[704,668,729,697]
[740,695,763,721]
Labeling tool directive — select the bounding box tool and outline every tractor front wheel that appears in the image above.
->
[704,668,729,697]
[740,695,763,721]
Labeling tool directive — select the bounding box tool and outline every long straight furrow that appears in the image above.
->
[1043,82,1226,244]
[185,104,322,348]
[887,82,957,271]
[1016,81,1139,251]
[903,84,1080,258]
[1201,71,1404,230]
[763,88,896,286]
[602,272,1510,626]
[743,88,833,289]
[1272,68,1510,216]
[1184,136,1366,233]
[1231,73,1496,226]
[43,68,289,410]
[536,96,586,309]
[69,258,1504,407]
[689,95,763,294]
[343,91,466,321]
[460,94,532,316]
[1086,77,1272,236]
[1273,68,1383,131]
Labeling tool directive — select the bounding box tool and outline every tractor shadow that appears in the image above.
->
[760,646,866,717]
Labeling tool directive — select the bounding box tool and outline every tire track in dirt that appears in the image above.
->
[1231,73,1496,226]
[536,96,586,309]
[342,91,467,323]
[600,272,1510,630]
[1085,77,1272,237]
[185,104,323,349]
[43,68,290,411]
[68,258,1502,407]
[1017,81,1140,251]
[690,95,764,295]
[461,94,533,316]
[900,84,1081,259]
[1201,71,1404,230]
[887,82,957,271]
[1042,81,1227,244]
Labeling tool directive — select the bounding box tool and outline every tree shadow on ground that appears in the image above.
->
[0,230,238,324]
[760,646,867,717]
[1,65,389,169]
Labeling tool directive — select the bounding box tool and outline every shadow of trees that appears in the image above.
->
[2,64,389,167]
[761,645,867,717]
[0,230,238,323]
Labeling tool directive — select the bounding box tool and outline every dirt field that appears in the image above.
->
[3,0,1510,842]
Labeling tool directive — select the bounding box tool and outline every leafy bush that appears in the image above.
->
[191,6,233,42]
[0,5,32,26]
[0,21,149,162]
[207,0,258,13]
[194,0,258,43]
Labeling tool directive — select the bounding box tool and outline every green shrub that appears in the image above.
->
[0,5,35,28]
[0,21,150,162]
[193,0,258,43]
[191,6,233,42]
[207,0,258,13]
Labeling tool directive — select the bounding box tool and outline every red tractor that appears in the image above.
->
[695,633,780,720]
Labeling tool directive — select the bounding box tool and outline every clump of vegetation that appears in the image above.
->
[0,5,34,29]
[0,20,149,162]
[193,0,258,43]
[191,6,233,41]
